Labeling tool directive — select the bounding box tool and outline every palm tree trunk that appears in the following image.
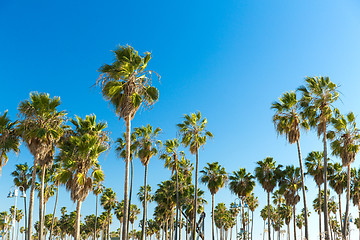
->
[342,165,351,240]
[175,166,179,240]
[192,149,199,240]
[263,220,265,240]
[141,165,148,240]
[127,158,134,239]
[39,165,46,240]
[179,217,182,240]
[24,195,27,240]
[94,195,98,240]
[267,191,271,240]
[251,211,254,240]
[122,117,131,240]
[49,184,59,240]
[323,129,330,240]
[296,140,309,240]
[75,200,82,240]
[28,156,38,240]
[287,224,290,240]
[339,194,343,231]
[319,185,322,239]
[108,213,111,240]
[293,205,296,240]
[212,194,215,240]
[165,220,168,240]
[242,202,245,240]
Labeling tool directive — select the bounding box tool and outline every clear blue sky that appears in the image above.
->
[1,0,360,239]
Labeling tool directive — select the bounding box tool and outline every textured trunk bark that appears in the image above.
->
[192,149,199,240]
[165,220,168,240]
[49,184,59,240]
[267,191,271,240]
[319,185,322,239]
[141,165,148,240]
[296,140,309,240]
[75,200,82,240]
[342,165,351,240]
[323,129,330,240]
[39,166,46,240]
[212,194,215,240]
[28,157,37,240]
[122,117,131,240]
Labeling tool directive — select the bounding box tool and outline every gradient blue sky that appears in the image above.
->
[1,0,360,239]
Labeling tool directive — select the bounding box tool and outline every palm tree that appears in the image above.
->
[129,204,140,239]
[133,124,161,240]
[255,157,282,240]
[58,115,109,240]
[48,162,63,240]
[0,110,20,175]
[17,92,66,240]
[351,168,360,240]
[11,163,31,240]
[272,91,310,239]
[177,111,213,239]
[328,163,346,230]
[279,204,292,240]
[93,180,104,240]
[229,168,255,240]
[328,112,360,239]
[273,190,285,240]
[115,200,124,239]
[278,165,302,240]
[200,162,227,240]
[97,45,160,240]
[101,188,117,240]
[245,193,259,240]
[305,151,325,238]
[298,76,339,240]
[160,138,184,240]
[260,205,274,240]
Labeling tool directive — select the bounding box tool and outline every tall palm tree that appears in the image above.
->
[93,180,104,240]
[58,115,109,240]
[272,91,310,239]
[101,188,117,240]
[245,193,259,240]
[298,76,339,240]
[305,151,325,238]
[97,45,160,240]
[328,163,346,230]
[11,163,31,240]
[328,112,360,239]
[255,157,282,240]
[0,110,20,176]
[133,124,161,240]
[160,138,184,240]
[278,165,302,240]
[200,162,227,240]
[229,168,255,240]
[177,111,213,239]
[17,92,66,240]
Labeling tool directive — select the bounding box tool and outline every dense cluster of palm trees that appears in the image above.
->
[1,45,360,240]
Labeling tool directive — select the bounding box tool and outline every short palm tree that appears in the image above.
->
[245,193,259,240]
[133,124,161,240]
[129,204,140,238]
[101,188,117,240]
[97,45,159,240]
[93,180,104,240]
[17,92,66,240]
[298,76,339,240]
[305,151,324,238]
[0,110,20,175]
[328,112,360,238]
[177,111,213,239]
[272,91,310,239]
[255,157,282,240]
[200,162,227,240]
[229,168,255,240]
[115,200,124,238]
[58,115,109,240]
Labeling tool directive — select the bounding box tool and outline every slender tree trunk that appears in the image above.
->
[175,166,179,240]
[296,140,309,240]
[127,158,134,239]
[122,117,131,240]
[293,205,296,240]
[251,211,254,240]
[192,149,199,240]
[342,165,351,240]
[339,194,343,231]
[49,184,59,240]
[242,201,245,240]
[212,194,215,240]
[323,129,330,240]
[179,217,182,240]
[27,157,37,240]
[287,224,290,240]
[165,220,168,240]
[319,185,322,239]
[24,195,27,240]
[263,220,265,240]
[39,166,46,240]
[94,195,98,240]
[75,200,82,240]
[141,165,148,240]
[267,191,271,240]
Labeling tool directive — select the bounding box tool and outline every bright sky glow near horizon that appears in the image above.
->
[1,0,360,239]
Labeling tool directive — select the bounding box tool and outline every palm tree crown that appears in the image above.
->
[200,162,228,195]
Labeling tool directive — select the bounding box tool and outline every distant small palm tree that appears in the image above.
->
[93,180,104,240]
[245,193,259,240]
[101,188,117,240]
[200,162,227,240]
